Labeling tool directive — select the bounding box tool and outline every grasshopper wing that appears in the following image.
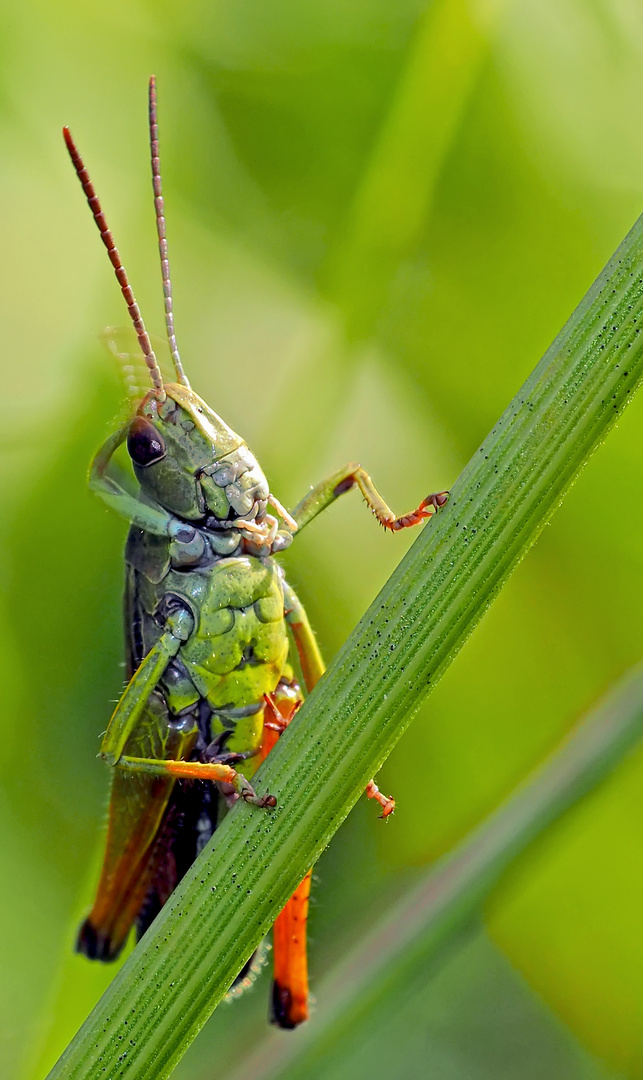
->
[77,689,199,961]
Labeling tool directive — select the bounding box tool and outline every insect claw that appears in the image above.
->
[377,795,395,818]
[243,791,278,810]
[237,773,277,809]
[422,490,449,510]
[366,779,395,818]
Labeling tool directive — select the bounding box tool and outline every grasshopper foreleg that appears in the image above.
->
[291,462,448,533]
[89,424,179,536]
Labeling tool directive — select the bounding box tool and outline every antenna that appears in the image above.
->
[148,76,190,388]
[63,126,166,401]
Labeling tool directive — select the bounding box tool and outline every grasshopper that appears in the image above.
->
[64,77,448,1029]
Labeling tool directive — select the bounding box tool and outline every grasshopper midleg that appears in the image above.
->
[65,77,447,1028]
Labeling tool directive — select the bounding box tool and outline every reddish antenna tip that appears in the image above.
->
[62,126,85,178]
[62,120,166,401]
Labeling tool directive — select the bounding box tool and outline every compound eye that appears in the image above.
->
[127,416,167,467]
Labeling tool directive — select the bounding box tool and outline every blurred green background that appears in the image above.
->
[2,0,643,1077]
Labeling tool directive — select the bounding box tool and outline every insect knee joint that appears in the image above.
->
[155,593,195,641]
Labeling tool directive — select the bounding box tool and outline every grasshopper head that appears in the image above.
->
[64,83,295,549]
[128,384,271,527]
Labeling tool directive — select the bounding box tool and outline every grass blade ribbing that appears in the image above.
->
[48,216,643,1080]
[229,664,643,1080]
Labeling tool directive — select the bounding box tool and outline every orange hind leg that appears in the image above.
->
[262,686,312,1028]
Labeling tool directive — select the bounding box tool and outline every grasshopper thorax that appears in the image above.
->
[130,385,271,529]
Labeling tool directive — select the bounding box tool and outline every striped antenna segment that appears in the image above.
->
[148,76,190,387]
[62,126,166,401]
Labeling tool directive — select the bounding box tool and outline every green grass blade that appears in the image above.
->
[47,214,643,1080]
[228,663,643,1080]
